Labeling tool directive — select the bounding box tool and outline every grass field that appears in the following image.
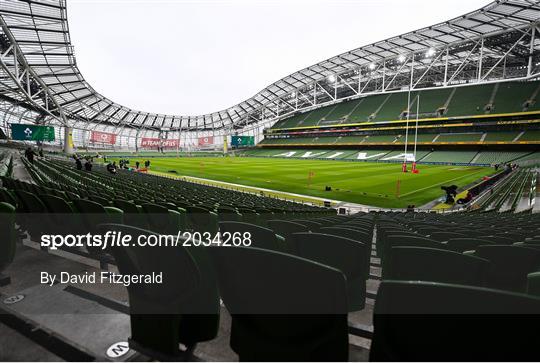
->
[108,156,495,208]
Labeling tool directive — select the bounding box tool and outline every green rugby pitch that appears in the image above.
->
[109,156,495,208]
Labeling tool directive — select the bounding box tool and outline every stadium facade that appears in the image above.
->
[0,0,539,153]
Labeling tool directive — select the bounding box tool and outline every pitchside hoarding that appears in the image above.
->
[11,124,55,142]
[90,131,117,145]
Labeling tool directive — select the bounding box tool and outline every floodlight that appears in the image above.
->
[369,63,376,70]
[426,48,436,57]
[398,55,406,63]
[327,74,336,83]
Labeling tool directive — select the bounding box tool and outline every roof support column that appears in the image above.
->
[443,47,449,86]
[64,126,74,154]
[528,25,536,78]
[477,37,484,82]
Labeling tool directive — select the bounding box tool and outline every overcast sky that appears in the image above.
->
[67,0,490,116]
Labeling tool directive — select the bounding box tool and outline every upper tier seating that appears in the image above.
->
[271,80,540,130]
[519,130,540,141]
[484,131,521,142]
[419,151,478,163]
[436,133,484,142]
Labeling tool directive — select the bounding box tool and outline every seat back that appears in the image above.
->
[292,232,367,311]
[428,231,468,242]
[316,227,372,276]
[382,235,446,278]
[96,224,212,357]
[73,199,123,254]
[40,194,74,213]
[187,206,218,233]
[14,189,47,213]
[445,238,494,252]
[114,199,149,229]
[0,202,16,271]
[474,245,540,291]
[291,220,322,231]
[73,198,106,213]
[267,220,309,242]
[90,195,111,206]
[371,280,540,361]
[219,221,284,251]
[209,246,348,361]
[388,247,490,286]
[320,227,371,244]
[141,203,182,234]
[39,194,76,235]
[217,207,242,222]
[0,188,18,208]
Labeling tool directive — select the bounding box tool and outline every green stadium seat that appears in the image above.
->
[238,208,262,225]
[370,280,540,361]
[267,220,309,247]
[219,221,286,251]
[64,190,81,202]
[90,195,111,206]
[0,202,16,286]
[515,240,540,251]
[72,199,123,257]
[38,194,77,238]
[186,206,218,234]
[14,189,47,213]
[483,234,515,245]
[40,194,75,213]
[97,224,219,360]
[113,199,151,229]
[428,231,468,242]
[387,246,490,286]
[292,220,323,231]
[473,245,540,292]
[381,235,447,278]
[527,272,540,297]
[216,206,242,222]
[291,232,367,311]
[320,226,371,244]
[0,187,18,209]
[319,226,372,275]
[445,238,494,252]
[209,246,349,361]
[141,203,184,234]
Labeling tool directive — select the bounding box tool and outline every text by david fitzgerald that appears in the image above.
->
[41,271,163,287]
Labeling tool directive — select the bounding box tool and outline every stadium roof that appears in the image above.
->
[1,0,540,132]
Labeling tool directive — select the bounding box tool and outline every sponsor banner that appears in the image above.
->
[140,138,179,149]
[198,136,214,146]
[11,124,55,141]
[140,138,161,149]
[162,139,179,149]
[90,131,116,145]
[231,136,255,147]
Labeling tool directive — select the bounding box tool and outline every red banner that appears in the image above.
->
[162,139,179,149]
[90,131,116,145]
[140,138,179,149]
[140,138,161,149]
[198,136,214,146]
